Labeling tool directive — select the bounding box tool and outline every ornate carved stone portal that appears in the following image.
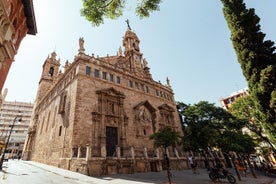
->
[134,101,156,137]
[92,87,128,157]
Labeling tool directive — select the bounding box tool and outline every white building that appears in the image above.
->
[0,101,33,158]
[219,87,249,110]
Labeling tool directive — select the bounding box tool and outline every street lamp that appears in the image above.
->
[0,114,22,170]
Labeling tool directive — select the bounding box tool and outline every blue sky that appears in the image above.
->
[4,0,276,106]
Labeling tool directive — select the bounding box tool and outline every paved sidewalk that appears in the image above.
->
[104,169,276,184]
[1,160,275,184]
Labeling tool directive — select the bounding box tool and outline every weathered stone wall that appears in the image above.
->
[56,156,219,177]
[29,76,78,165]
[25,28,186,176]
[72,58,182,154]
[27,55,183,173]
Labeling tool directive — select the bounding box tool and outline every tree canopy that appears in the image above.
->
[218,130,256,154]
[149,126,181,149]
[221,0,276,139]
[229,95,276,153]
[181,101,245,152]
[81,0,162,26]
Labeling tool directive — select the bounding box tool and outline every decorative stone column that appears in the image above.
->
[101,145,106,157]
[130,146,135,159]
[144,147,148,158]
[86,146,91,161]
[77,147,81,159]
[174,148,179,159]
[166,147,170,157]
[155,148,160,159]
[116,146,121,159]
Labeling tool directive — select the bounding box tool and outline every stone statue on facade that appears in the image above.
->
[138,106,150,125]
[118,46,123,56]
[166,77,171,87]
[78,37,85,54]
[143,58,148,68]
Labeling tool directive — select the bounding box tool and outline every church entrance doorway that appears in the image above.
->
[106,126,118,157]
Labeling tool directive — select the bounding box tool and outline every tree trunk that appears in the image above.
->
[262,136,276,155]
[251,128,276,155]
[246,155,257,178]
[203,150,210,170]
[164,147,171,184]
[229,153,241,181]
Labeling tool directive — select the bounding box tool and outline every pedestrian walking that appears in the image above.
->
[188,154,198,174]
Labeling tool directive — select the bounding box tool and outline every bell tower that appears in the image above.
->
[36,52,60,103]
[123,21,143,74]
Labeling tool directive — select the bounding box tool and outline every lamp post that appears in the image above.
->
[0,115,22,170]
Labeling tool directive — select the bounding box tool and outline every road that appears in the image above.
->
[0,160,275,184]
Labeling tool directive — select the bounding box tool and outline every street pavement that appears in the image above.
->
[0,159,275,184]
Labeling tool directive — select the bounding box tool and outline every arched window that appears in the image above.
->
[49,67,54,76]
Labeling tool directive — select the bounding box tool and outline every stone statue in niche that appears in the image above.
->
[137,106,150,125]
[160,113,172,126]
[135,106,152,136]
[165,114,171,125]
[107,101,115,115]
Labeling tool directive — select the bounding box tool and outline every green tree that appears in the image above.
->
[221,0,276,140]
[181,101,242,152]
[176,101,189,115]
[81,0,162,26]
[218,130,256,154]
[149,126,181,184]
[181,101,248,174]
[150,126,181,149]
[229,95,276,154]
[218,130,257,179]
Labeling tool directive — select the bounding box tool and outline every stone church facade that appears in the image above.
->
[22,27,186,176]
